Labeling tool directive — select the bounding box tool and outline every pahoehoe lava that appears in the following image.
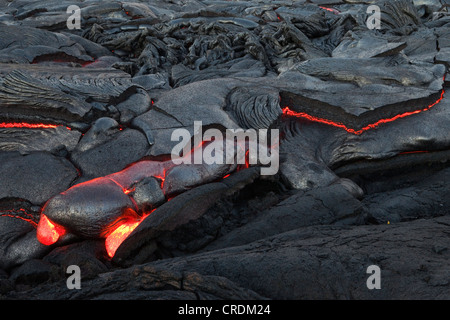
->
[0,0,449,300]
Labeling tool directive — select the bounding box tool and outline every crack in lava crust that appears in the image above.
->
[0,209,37,228]
[282,88,445,135]
[0,122,70,130]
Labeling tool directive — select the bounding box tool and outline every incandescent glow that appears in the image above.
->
[36,214,66,246]
[399,150,429,155]
[0,208,37,227]
[154,172,166,189]
[319,6,340,14]
[105,219,141,258]
[0,122,61,129]
[104,211,152,258]
[282,89,445,135]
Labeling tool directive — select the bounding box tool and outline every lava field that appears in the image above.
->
[0,0,449,300]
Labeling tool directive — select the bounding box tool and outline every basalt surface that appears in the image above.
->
[0,0,449,300]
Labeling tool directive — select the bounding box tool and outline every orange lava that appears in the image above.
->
[0,122,62,129]
[36,214,66,246]
[104,211,152,258]
[105,220,140,258]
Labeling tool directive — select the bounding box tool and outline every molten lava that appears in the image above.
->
[0,122,62,129]
[104,211,152,258]
[36,214,66,246]
[282,89,445,135]
[105,220,141,258]
[319,6,340,14]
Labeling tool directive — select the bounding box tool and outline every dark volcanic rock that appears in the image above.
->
[41,178,138,239]
[113,167,261,266]
[0,70,92,123]
[9,259,56,287]
[171,56,267,88]
[43,240,109,280]
[0,126,81,154]
[147,216,450,300]
[276,93,450,191]
[0,0,449,301]
[332,31,407,58]
[151,77,242,129]
[129,177,166,212]
[225,85,282,129]
[71,128,150,179]
[5,264,265,300]
[0,216,49,270]
[0,25,93,64]
[361,166,450,224]
[205,181,365,251]
[0,152,78,205]
[112,183,230,266]
[378,0,422,34]
[6,216,450,299]
[279,59,445,131]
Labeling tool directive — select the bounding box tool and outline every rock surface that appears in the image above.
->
[0,0,449,300]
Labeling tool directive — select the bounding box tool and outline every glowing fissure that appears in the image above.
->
[0,208,37,227]
[31,57,96,67]
[282,89,445,135]
[0,122,68,129]
[108,177,133,197]
[319,6,340,14]
[153,172,166,189]
[399,150,429,155]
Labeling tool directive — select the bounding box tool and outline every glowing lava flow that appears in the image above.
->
[0,122,63,129]
[102,167,168,258]
[282,89,445,135]
[104,211,152,258]
[105,221,140,258]
[100,176,160,258]
[103,167,168,258]
[36,214,66,246]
